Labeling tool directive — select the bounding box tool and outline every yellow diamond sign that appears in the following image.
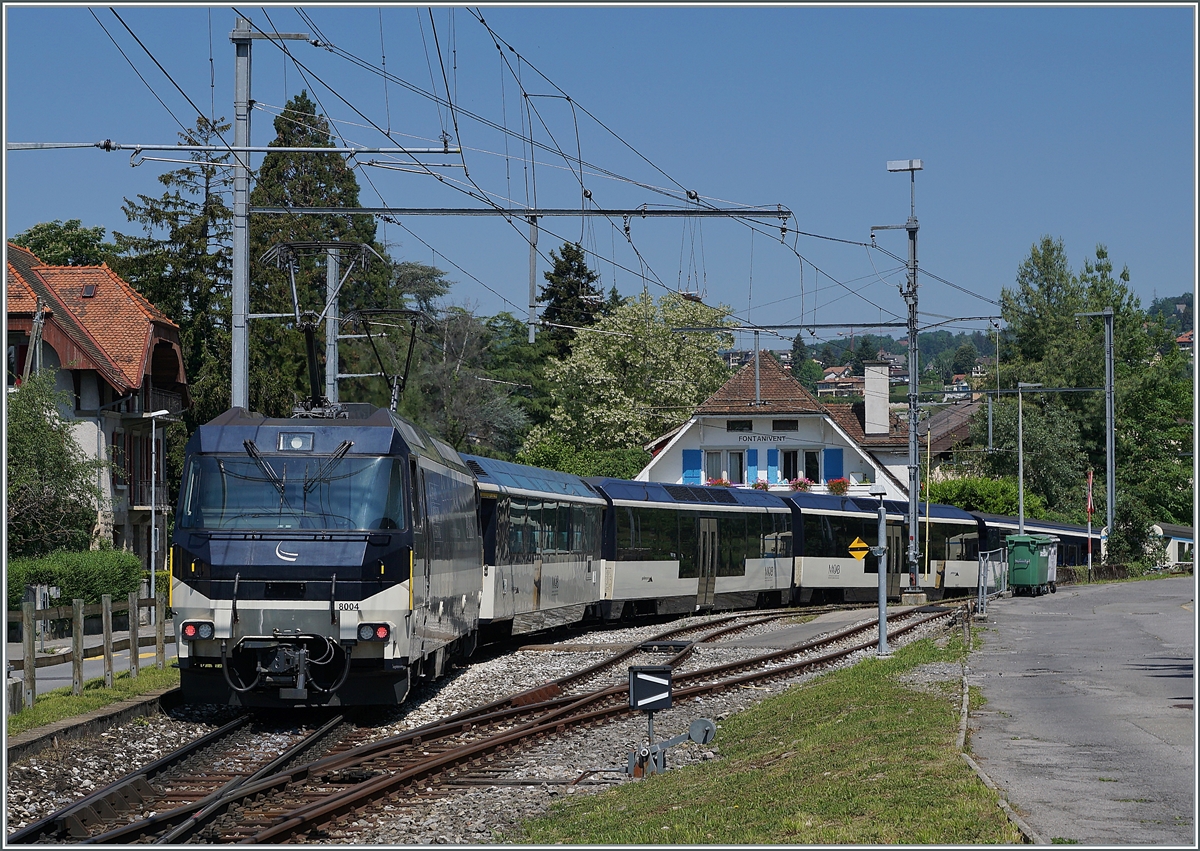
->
[848,536,870,560]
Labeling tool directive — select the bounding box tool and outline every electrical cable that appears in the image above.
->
[90,9,190,136]
[109,8,236,152]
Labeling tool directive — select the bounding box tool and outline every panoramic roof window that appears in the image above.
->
[726,420,752,432]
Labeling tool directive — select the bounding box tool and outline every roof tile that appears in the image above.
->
[696,352,826,415]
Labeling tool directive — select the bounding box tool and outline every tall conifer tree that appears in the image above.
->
[538,242,603,359]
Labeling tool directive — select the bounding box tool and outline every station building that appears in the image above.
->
[637,353,912,501]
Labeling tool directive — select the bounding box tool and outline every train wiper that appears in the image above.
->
[243,440,284,495]
[303,441,354,494]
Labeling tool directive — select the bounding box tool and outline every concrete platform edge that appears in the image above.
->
[960,667,1045,845]
[6,686,182,764]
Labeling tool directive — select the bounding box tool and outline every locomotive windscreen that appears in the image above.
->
[178,454,407,531]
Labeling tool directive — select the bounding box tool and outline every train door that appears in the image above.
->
[409,459,430,656]
[697,517,717,608]
[886,523,904,597]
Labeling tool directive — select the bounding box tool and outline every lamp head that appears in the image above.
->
[869,483,886,498]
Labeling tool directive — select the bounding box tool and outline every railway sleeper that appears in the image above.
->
[60,795,122,838]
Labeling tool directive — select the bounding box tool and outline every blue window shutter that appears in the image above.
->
[767,448,779,482]
[682,449,702,484]
[747,449,758,481]
[823,447,843,481]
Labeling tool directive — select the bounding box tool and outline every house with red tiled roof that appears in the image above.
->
[637,355,910,500]
[7,242,189,568]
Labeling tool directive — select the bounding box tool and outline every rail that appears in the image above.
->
[7,593,172,710]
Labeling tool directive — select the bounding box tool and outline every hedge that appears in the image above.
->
[7,549,144,610]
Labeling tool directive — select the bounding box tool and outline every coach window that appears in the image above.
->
[557,503,571,551]
[717,514,748,576]
[802,515,836,559]
[678,516,698,578]
[616,507,641,560]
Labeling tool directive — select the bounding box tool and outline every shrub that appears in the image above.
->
[7,549,143,610]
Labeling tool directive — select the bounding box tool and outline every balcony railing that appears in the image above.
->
[131,480,170,510]
[147,387,184,415]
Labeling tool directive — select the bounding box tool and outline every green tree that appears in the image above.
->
[951,342,978,377]
[980,236,1192,540]
[850,338,876,376]
[11,219,117,266]
[789,333,824,392]
[405,306,530,455]
[522,291,733,457]
[6,371,106,556]
[538,242,604,359]
[927,348,956,384]
[247,91,407,416]
[926,476,1045,517]
[1146,292,1192,334]
[966,394,1089,521]
[482,311,556,430]
[111,116,233,430]
[518,432,649,478]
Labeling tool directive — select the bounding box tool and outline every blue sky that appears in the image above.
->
[4,4,1195,354]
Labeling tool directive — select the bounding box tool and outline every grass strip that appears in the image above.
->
[7,664,180,739]
[516,633,1022,845]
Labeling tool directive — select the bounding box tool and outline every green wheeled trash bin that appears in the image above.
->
[1007,535,1053,596]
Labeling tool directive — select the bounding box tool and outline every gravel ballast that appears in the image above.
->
[5,612,958,841]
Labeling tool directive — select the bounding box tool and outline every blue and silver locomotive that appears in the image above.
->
[170,406,481,707]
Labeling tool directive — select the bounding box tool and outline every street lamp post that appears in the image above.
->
[875,158,924,597]
[148,409,170,623]
[1016,384,1041,535]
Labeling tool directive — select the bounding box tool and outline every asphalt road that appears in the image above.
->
[967,576,1195,846]
[7,626,177,697]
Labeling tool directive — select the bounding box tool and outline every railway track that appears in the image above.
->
[8,604,958,844]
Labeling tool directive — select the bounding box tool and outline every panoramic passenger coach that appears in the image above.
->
[587,479,794,617]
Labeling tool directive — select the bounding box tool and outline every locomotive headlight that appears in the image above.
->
[358,623,375,641]
[182,620,215,641]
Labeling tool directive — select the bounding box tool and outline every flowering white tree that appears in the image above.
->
[522,291,734,457]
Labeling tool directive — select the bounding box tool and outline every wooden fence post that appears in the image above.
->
[22,601,35,708]
[102,594,114,688]
[72,599,84,696]
[128,591,140,678]
[156,592,166,670]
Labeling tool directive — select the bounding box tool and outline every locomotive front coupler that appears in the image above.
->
[237,630,344,699]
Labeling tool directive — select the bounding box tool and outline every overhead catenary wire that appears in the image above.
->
[89,9,191,136]
[238,10,977,348]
